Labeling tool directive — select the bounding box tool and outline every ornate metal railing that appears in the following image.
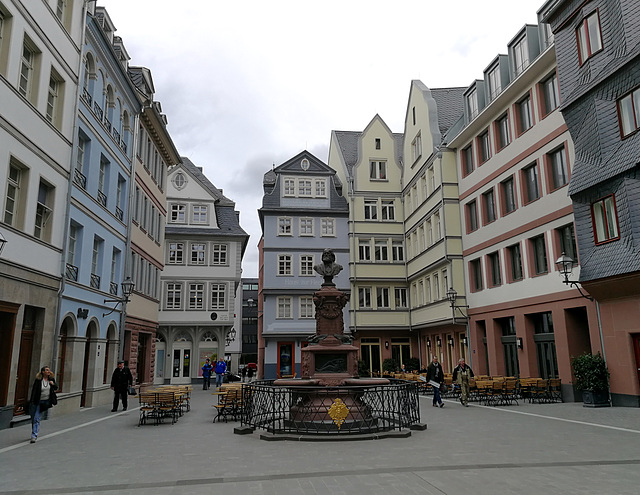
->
[115,206,123,221]
[110,281,118,295]
[241,379,420,436]
[93,102,103,120]
[73,169,87,189]
[97,190,107,207]
[65,263,78,281]
[90,273,100,289]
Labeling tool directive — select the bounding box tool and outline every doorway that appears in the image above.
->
[0,305,18,409]
[171,344,192,384]
[360,338,381,377]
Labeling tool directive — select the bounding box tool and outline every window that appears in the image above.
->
[370,161,387,180]
[315,179,326,197]
[466,200,478,233]
[411,133,422,162]
[577,11,603,64]
[541,72,560,116]
[300,255,314,276]
[277,296,292,318]
[67,224,78,277]
[4,161,24,227]
[364,199,377,220]
[548,146,568,190]
[471,259,483,291]
[592,195,619,244]
[483,189,496,224]
[170,204,185,223]
[359,239,371,261]
[487,65,501,101]
[98,156,108,206]
[394,288,407,308]
[299,217,313,236]
[501,177,517,214]
[462,145,474,176]
[508,243,524,282]
[298,179,312,196]
[376,287,390,308]
[358,287,372,308]
[381,200,395,220]
[392,241,404,262]
[192,205,208,224]
[168,242,184,264]
[212,244,228,265]
[522,163,540,203]
[19,38,38,101]
[278,254,292,275]
[165,283,182,309]
[321,218,335,236]
[188,283,205,310]
[278,216,292,235]
[374,240,388,262]
[488,252,502,287]
[618,88,640,137]
[116,176,125,221]
[34,180,53,241]
[46,70,63,127]
[433,273,440,300]
[512,34,529,77]
[557,224,578,262]
[190,243,206,265]
[211,284,226,310]
[532,235,548,275]
[517,94,533,134]
[375,138,381,150]
[428,166,435,192]
[91,236,102,289]
[479,130,491,163]
[300,296,314,318]
[496,114,510,150]
[467,88,479,120]
[284,179,295,196]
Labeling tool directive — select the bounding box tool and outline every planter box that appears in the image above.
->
[582,390,611,408]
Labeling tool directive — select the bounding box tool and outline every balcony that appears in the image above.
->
[115,206,123,221]
[65,263,78,281]
[81,88,93,107]
[93,102,103,120]
[97,190,107,207]
[110,281,118,295]
[104,117,112,133]
[73,169,87,189]
[90,273,101,289]
[112,128,120,143]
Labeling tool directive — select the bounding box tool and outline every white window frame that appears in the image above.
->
[283,178,295,196]
[212,243,228,265]
[168,242,184,264]
[315,179,327,197]
[299,217,314,236]
[210,283,226,310]
[192,204,209,224]
[300,255,314,276]
[278,254,292,276]
[165,282,183,310]
[278,216,292,236]
[321,217,335,236]
[298,179,312,196]
[190,242,206,265]
[358,239,371,261]
[188,283,205,310]
[170,203,186,223]
[394,287,407,308]
[376,287,390,308]
[381,200,395,221]
[299,296,314,319]
[276,296,292,319]
[358,287,372,309]
[369,161,387,180]
[364,199,378,220]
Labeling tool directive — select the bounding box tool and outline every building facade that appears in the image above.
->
[158,157,248,385]
[240,278,259,366]
[258,151,349,379]
[446,12,597,399]
[126,66,180,386]
[328,116,410,375]
[543,0,640,406]
[0,0,84,428]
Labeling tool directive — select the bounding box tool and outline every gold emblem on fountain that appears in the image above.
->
[328,398,349,429]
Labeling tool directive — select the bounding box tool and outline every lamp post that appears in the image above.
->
[103,277,135,362]
[554,253,593,301]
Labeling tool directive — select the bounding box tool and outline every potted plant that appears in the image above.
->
[570,352,611,407]
[382,358,398,375]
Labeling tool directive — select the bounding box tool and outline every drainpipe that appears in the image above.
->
[52,1,93,372]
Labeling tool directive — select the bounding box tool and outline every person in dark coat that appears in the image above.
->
[110,360,133,412]
[452,358,475,407]
[247,366,255,382]
[202,358,213,390]
[426,355,445,408]
[29,366,57,443]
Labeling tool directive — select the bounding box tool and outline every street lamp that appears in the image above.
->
[446,287,469,320]
[103,277,135,316]
[555,253,593,301]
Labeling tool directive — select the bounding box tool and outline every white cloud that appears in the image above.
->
[101,0,546,277]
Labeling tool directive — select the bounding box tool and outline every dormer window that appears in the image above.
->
[577,10,603,65]
[467,88,479,120]
[487,65,501,101]
[512,35,529,77]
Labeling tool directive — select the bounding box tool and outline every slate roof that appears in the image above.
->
[180,156,235,207]
[260,150,348,212]
[430,87,466,137]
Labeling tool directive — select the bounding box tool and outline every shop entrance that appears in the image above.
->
[171,344,192,384]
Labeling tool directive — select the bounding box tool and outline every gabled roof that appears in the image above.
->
[431,87,466,137]
[178,156,235,207]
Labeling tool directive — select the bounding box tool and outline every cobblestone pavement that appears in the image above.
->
[1,388,639,495]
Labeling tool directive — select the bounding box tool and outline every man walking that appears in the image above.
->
[110,360,133,412]
[202,358,213,390]
[452,358,475,407]
[214,357,227,389]
[426,355,445,407]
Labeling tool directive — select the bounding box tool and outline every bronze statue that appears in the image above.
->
[313,249,343,286]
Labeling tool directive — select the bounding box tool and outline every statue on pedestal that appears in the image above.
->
[313,248,343,286]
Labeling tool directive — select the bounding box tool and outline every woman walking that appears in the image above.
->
[29,366,58,443]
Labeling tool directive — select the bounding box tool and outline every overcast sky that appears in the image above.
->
[101,0,547,278]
